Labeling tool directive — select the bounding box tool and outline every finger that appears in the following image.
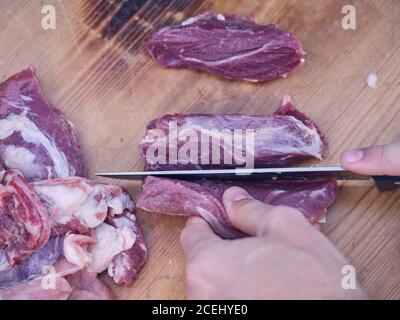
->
[180,216,221,257]
[341,142,400,175]
[222,187,307,236]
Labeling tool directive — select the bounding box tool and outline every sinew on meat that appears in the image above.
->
[147,12,304,82]
[140,96,328,170]
[0,66,85,182]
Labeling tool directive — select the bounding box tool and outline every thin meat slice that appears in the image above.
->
[0,66,85,182]
[137,176,338,239]
[140,96,328,170]
[0,169,51,266]
[147,11,304,82]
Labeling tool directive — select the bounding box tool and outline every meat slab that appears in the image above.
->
[140,96,328,170]
[147,12,304,82]
[137,176,338,239]
[0,67,85,182]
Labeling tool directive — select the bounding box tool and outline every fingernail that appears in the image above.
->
[223,187,252,204]
[343,149,364,163]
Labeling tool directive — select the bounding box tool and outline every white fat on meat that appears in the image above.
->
[63,234,96,269]
[88,223,136,274]
[34,183,109,229]
[0,110,70,178]
[3,146,49,179]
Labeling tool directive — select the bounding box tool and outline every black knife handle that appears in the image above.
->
[372,176,400,191]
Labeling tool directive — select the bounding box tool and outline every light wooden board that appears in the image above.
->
[1,0,400,299]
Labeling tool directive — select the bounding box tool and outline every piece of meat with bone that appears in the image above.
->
[137,176,338,239]
[140,96,327,171]
[0,66,85,182]
[0,169,51,266]
[147,12,304,82]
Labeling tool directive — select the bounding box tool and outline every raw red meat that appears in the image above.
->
[32,177,136,235]
[147,12,304,82]
[106,214,148,285]
[137,176,338,239]
[0,236,64,289]
[0,171,148,300]
[32,176,148,285]
[0,169,51,266]
[140,96,328,170]
[0,67,85,182]
[0,234,94,299]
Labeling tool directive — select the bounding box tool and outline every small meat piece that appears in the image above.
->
[0,169,51,266]
[32,176,148,285]
[66,270,116,300]
[0,274,72,300]
[137,176,339,239]
[106,214,148,285]
[0,236,64,289]
[0,66,85,182]
[140,96,328,170]
[32,177,135,235]
[0,234,97,300]
[147,12,304,82]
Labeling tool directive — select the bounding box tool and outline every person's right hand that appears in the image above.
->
[341,141,400,175]
[180,187,367,300]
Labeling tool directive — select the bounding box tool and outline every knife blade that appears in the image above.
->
[96,166,400,191]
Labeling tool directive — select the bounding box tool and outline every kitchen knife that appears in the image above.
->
[96,166,400,191]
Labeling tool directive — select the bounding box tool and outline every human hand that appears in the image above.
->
[180,187,367,300]
[341,141,400,175]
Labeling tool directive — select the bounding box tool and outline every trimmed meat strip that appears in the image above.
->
[0,66,85,182]
[137,176,338,239]
[140,96,328,170]
[147,11,304,82]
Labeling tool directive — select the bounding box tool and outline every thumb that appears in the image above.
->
[341,142,400,175]
[180,216,221,258]
[222,187,307,236]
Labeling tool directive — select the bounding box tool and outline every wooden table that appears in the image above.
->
[1,0,399,299]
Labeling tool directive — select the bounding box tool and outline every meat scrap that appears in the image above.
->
[147,12,304,82]
[0,234,95,300]
[0,170,148,299]
[137,176,338,239]
[0,169,51,266]
[32,177,136,236]
[0,66,85,182]
[140,96,328,170]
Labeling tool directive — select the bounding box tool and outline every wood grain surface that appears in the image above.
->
[0,0,399,299]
